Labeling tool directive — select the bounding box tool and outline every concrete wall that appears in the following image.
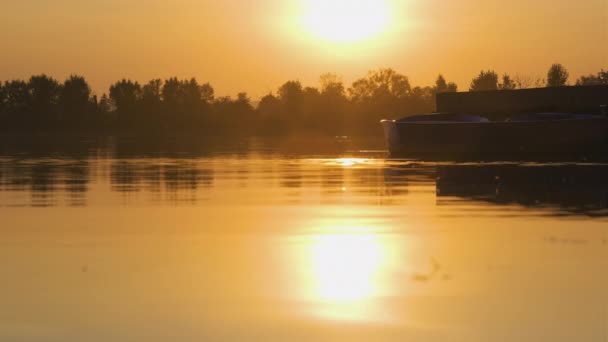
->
[436,85,608,115]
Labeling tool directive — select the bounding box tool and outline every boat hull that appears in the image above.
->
[382,118,608,159]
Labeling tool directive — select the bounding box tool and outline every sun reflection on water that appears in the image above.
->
[328,158,370,167]
[311,234,383,302]
[302,225,394,322]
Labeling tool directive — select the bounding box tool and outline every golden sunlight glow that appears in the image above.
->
[312,234,383,302]
[325,158,369,167]
[303,230,392,322]
[301,0,393,43]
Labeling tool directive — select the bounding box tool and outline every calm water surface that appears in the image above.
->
[1,142,607,341]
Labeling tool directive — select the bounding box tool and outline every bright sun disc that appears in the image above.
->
[302,0,392,43]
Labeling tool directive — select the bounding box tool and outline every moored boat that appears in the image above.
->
[382,86,608,158]
[382,112,608,157]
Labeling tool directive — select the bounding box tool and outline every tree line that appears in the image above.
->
[0,64,606,137]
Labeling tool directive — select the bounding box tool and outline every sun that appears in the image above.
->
[301,0,393,43]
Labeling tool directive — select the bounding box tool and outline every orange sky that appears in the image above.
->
[1,0,606,98]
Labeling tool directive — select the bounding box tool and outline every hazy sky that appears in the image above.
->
[1,0,606,98]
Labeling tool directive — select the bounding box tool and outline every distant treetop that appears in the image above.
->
[546,63,569,87]
[470,70,499,91]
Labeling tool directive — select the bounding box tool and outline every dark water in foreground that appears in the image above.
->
[1,140,607,341]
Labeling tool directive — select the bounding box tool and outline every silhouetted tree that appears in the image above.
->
[546,63,569,87]
[318,74,349,134]
[91,93,113,129]
[160,78,215,128]
[142,79,162,104]
[98,94,113,114]
[408,86,435,113]
[470,70,499,91]
[595,70,607,84]
[200,83,215,103]
[211,92,256,133]
[0,83,6,118]
[234,92,255,124]
[320,73,345,96]
[350,68,411,101]
[278,81,304,103]
[27,75,62,125]
[5,65,601,138]
[348,69,413,134]
[139,79,163,129]
[109,79,141,124]
[257,93,283,135]
[59,75,92,125]
[435,75,458,93]
[277,81,304,126]
[161,78,181,108]
[513,74,545,89]
[299,86,323,132]
[2,80,29,120]
[181,78,206,116]
[499,74,516,90]
[576,69,608,86]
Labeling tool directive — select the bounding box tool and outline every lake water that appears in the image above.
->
[1,140,607,341]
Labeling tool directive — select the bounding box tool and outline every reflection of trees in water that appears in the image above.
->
[30,163,58,207]
[321,167,345,205]
[315,164,406,205]
[110,160,214,204]
[63,162,89,206]
[278,162,303,204]
[280,162,303,189]
[0,159,89,207]
[382,164,436,204]
[163,163,213,191]
[269,161,437,206]
[110,161,151,193]
[350,167,388,197]
[0,157,217,207]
